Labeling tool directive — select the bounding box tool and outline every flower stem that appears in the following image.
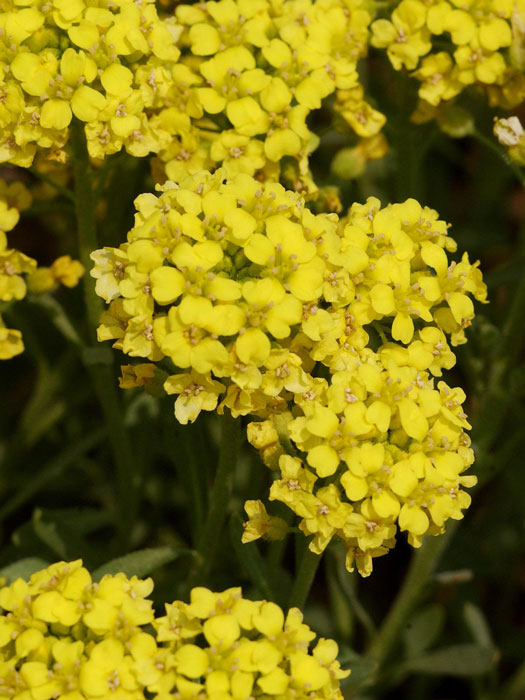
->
[472,130,525,188]
[367,527,455,669]
[69,120,138,546]
[194,412,242,581]
[29,166,75,202]
[69,120,102,336]
[287,541,321,610]
[473,269,525,482]
[502,660,525,700]
[331,548,377,640]
[163,415,207,546]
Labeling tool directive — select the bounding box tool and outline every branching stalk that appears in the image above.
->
[287,541,321,610]
[70,120,138,546]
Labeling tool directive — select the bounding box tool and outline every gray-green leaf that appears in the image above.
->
[402,643,497,677]
[404,604,445,657]
[91,547,189,581]
[0,557,50,583]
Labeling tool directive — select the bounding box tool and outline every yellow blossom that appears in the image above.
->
[242,500,289,542]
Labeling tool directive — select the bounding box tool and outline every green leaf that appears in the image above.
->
[463,602,494,648]
[37,508,111,536]
[0,557,50,583]
[0,431,104,520]
[31,508,107,566]
[27,295,82,347]
[404,604,445,657]
[33,508,68,559]
[402,643,497,677]
[338,648,378,688]
[91,547,189,581]
[11,348,83,450]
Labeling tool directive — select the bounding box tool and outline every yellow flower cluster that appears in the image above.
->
[1,0,385,175]
[0,178,83,360]
[0,560,349,700]
[371,0,525,111]
[0,0,179,165]
[244,195,486,575]
[92,168,349,423]
[93,171,485,415]
[156,0,384,194]
[92,167,484,573]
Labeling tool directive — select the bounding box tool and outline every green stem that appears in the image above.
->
[332,549,377,641]
[287,541,321,610]
[472,130,525,189]
[69,119,138,546]
[326,552,354,640]
[372,321,388,346]
[163,415,207,546]
[94,151,126,202]
[194,412,241,581]
[473,272,525,462]
[498,272,525,368]
[267,507,295,570]
[368,527,455,668]
[502,660,525,700]
[29,166,75,201]
[69,120,102,336]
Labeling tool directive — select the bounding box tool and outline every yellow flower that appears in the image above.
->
[89,159,484,576]
[80,639,139,698]
[164,0,381,189]
[50,255,84,287]
[371,0,431,70]
[412,52,463,105]
[119,363,157,389]
[242,500,288,542]
[164,371,226,424]
[210,131,266,176]
[0,318,24,360]
[336,87,386,138]
[454,40,507,84]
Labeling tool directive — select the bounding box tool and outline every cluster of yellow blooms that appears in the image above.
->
[0,0,494,577]
[92,168,347,422]
[1,0,385,179]
[242,197,485,575]
[3,0,521,173]
[157,0,386,194]
[371,0,525,113]
[0,560,349,699]
[0,0,180,165]
[92,168,485,574]
[0,178,83,360]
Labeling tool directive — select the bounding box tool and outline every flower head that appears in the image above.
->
[0,561,350,700]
